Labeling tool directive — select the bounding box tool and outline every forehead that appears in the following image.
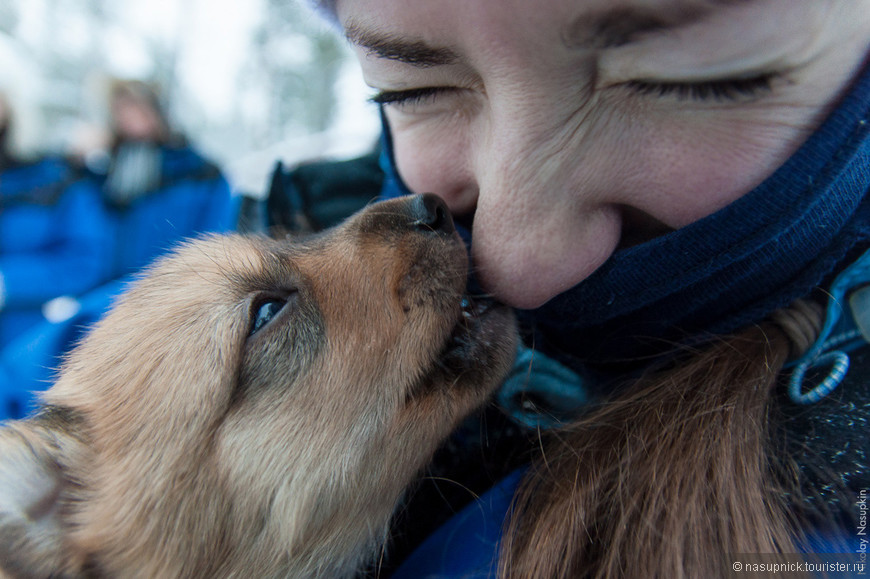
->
[225,239,308,295]
[145,237,302,302]
[339,0,738,47]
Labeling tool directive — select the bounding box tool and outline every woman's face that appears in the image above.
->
[338,0,870,309]
[0,99,8,129]
[111,94,165,143]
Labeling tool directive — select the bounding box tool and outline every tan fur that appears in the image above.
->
[0,195,516,578]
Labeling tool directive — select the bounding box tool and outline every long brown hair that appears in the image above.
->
[499,314,812,578]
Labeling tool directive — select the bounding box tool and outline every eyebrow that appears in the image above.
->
[565,5,713,49]
[345,0,750,66]
[344,22,459,68]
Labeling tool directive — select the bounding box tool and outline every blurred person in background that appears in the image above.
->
[0,90,111,353]
[0,93,16,170]
[0,80,239,421]
[96,79,238,279]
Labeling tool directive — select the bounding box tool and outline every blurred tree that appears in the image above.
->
[248,0,346,142]
[0,1,19,36]
[0,0,368,169]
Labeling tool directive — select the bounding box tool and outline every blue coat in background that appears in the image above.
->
[100,143,237,278]
[0,157,111,349]
[0,145,239,420]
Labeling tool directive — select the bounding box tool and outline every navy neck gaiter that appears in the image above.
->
[378,61,870,381]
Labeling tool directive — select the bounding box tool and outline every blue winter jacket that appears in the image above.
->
[101,143,238,278]
[0,157,111,348]
[0,145,238,420]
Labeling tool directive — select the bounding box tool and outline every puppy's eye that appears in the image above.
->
[250,298,288,335]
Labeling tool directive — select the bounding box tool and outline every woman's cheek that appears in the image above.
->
[614,110,810,228]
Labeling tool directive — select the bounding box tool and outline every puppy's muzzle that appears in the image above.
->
[355,193,457,240]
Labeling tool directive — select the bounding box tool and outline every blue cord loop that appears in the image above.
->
[497,342,588,430]
[787,247,870,405]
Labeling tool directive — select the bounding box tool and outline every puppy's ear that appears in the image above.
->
[0,421,70,577]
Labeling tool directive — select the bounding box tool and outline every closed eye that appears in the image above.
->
[625,73,777,102]
[369,86,456,108]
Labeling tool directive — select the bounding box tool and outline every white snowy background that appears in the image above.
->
[0,0,381,196]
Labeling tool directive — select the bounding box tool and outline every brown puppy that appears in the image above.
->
[0,194,516,578]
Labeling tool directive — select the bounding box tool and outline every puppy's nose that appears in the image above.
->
[408,193,455,236]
